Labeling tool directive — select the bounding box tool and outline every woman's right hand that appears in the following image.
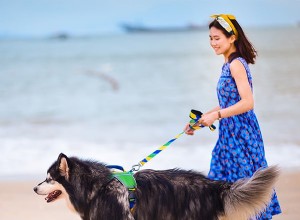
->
[184,123,195,135]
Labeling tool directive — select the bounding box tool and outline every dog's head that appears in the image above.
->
[34,153,113,216]
[33,153,72,204]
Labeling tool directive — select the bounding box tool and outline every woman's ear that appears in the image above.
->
[230,35,237,44]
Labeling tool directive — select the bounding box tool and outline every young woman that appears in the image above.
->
[185,14,281,219]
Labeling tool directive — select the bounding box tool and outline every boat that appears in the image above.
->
[121,23,206,33]
[49,32,70,40]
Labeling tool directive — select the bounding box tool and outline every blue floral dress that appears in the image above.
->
[207,57,281,219]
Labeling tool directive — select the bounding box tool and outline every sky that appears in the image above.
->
[0,0,299,37]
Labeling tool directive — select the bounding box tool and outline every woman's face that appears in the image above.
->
[209,26,235,56]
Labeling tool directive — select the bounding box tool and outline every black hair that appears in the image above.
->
[209,18,257,64]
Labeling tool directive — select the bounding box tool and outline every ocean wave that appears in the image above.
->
[0,137,299,180]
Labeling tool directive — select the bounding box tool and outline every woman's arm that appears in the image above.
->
[199,59,254,126]
[205,106,220,114]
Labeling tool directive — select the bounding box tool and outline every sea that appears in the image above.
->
[0,27,299,180]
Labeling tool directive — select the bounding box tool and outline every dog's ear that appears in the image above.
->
[57,153,70,180]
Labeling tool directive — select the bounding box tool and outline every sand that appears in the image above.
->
[0,171,299,220]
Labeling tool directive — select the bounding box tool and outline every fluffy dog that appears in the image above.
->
[34,153,279,220]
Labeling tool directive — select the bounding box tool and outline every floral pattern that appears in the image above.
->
[207,57,281,219]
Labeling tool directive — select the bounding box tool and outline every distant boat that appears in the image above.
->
[121,23,206,33]
[49,32,70,40]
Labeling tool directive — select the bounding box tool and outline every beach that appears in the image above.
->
[0,170,299,220]
[0,27,299,219]
[273,171,300,220]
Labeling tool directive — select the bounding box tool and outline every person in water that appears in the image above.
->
[185,14,281,219]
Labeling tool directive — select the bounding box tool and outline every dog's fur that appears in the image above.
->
[34,153,279,220]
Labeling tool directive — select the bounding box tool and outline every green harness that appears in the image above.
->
[112,171,137,189]
[108,166,137,211]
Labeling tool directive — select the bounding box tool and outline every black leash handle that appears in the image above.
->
[190,109,216,131]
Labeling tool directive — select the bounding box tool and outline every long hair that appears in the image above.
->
[209,19,257,64]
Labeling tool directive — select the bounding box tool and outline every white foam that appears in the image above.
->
[0,137,299,180]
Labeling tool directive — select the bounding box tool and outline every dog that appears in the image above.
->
[34,153,279,220]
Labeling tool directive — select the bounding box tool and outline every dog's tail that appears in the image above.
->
[223,165,280,220]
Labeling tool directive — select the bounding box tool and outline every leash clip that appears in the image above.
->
[130,164,141,172]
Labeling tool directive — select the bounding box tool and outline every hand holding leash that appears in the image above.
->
[188,109,216,130]
[184,123,195,135]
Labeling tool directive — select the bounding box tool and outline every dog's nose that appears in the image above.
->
[33,187,38,192]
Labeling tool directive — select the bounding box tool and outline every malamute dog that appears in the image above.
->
[34,153,279,220]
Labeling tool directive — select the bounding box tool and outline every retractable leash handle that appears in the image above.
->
[189,109,216,131]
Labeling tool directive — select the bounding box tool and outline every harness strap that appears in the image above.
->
[112,171,137,189]
[110,170,137,210]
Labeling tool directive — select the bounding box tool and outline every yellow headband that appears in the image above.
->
[211,14,238,39]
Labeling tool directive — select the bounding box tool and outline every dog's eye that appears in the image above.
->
[46,178,54,183]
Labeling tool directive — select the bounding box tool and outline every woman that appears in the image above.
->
[185,14,281,219]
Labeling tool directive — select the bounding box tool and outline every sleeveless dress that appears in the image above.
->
[207,57,281,219]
